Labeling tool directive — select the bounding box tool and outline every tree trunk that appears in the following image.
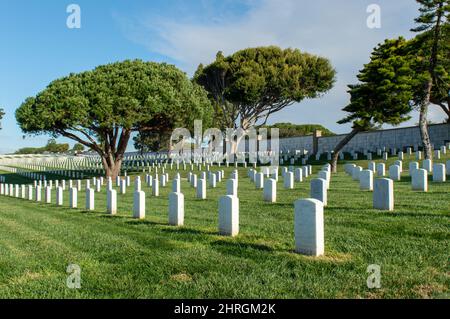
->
[419,79,433,160]
[330,128,361,173]
[101,155,123,179]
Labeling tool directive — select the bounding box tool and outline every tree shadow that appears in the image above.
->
[209,239,274,260]
[161,227,217,236]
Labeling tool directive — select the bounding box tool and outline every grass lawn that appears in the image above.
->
[0,154,449,298]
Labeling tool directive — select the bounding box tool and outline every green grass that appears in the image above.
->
[0,154,449,299]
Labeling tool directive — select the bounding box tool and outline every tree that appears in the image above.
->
[330,38,416,173]
[16,60,213,178]
[0,107,4,130]
[194,46,336,131]
[258,123,335,138]
[45,139,69,153]
[14,139,70,154]
[72,143,85,152]
[410,0,449,158]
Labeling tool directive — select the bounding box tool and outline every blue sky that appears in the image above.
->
[0,0,443,154]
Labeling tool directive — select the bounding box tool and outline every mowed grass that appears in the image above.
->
[0,154,449,299]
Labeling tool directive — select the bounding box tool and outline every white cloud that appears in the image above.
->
[116,0,439,133]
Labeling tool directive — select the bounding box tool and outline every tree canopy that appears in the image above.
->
[0,107,4,130]
[72,143,85,152]
[14,138,69,154]
[330,37,417,172]
[258,123,335,138]
[194,46,336,130]
[410,0,449,158]
[16,60,213,177]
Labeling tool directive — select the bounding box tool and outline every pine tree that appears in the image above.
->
[411,0,449,159]
[330,38,416,172]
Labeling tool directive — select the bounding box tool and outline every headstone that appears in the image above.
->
[263,179,276,202]
[412,169,428,192]
[107,189,117,215]
[35,186,41,202]
[388,165,401,181]
[169,192,184,226]
[209,173,217,188]
[56,186,63,206]
[310,178,327,206]
[133,191,145,219]
[360,169,373,191]
[86,188,95,211]
[120,179,126,194]
[394,160,403,172]
[255,172,264,189]
[294,198,324,256]
[226,179,238,196]
[152,179,159,196]
[172,179,180,193]
[218,195,239,236]
[376,163,385,177]
[197,179,206,199]
[69,187,77,208]
[45,186,52,204]
[432,164,446,182]
[294,168,303,182]
[409,162,419,175]
[352,166,362,181]
[284,172,294,189]
[373,178,394,211]
[423,159,432,173]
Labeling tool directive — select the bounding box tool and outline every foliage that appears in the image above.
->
[16,60,213,177]
[0,107,4,130]
[72,143,85,152]
[14,139,69,154]
[258,122,335,138]
[338,38,416,130]
[194,46,336,130]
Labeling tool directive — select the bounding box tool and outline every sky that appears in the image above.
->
[0,0,446,154]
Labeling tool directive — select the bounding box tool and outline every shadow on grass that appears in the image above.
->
[161,227,217,236]
[209,239,274,260]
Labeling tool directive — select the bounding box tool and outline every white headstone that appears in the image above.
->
[86,188,95,211]
[360,169,374,191]
[56,186,63,206]
[197,179,206,199]
[294,198,324,256]
[373,178,394,211]
[107,189,117,215]
[432,164,445,182]
[69,187,77,208]
[376,163,385,177]
[169,192,184,226]
[284,172,294,189]
[226,179,238,196]
[45,186,52,204]
[388,165,401,181]
[310,178,327,206]
[412,168,428,192]
[218,195,239,237]
[263,178,276,202]
[422,159,432,173]
[133,191,145,219]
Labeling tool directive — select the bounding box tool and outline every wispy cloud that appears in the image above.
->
[115,0,446,132]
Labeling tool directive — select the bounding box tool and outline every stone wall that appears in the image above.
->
[279,123,450,154]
